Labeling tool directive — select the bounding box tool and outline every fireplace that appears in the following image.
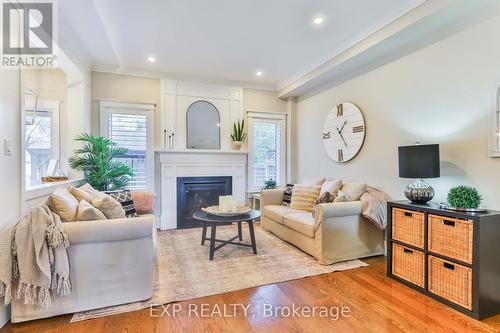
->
[176,176,232,229]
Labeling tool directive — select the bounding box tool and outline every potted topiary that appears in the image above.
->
[231,119,246,150]
[263,179,277,190]
[445,185,484,212]
[69,133,134,191]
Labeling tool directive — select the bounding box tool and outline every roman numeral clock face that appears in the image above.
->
[323,102,366,163]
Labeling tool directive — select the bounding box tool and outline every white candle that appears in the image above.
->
[219,195,233,213]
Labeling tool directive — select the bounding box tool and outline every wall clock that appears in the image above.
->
[323,102,366,163]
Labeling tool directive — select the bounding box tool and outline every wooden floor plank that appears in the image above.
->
[1,257,498,333]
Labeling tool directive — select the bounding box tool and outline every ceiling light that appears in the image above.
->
[313,16,325,26]
[256,71,263,77]
[147,56,156,63]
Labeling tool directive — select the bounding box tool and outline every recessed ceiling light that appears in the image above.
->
[147,56,156,63]
[313,16,325,26]
[256,71,263,77]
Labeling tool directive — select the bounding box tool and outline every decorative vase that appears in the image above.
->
[231,141,243,150]
[404,179,434,204]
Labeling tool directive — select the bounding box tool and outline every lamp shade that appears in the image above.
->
[398,144,440,179]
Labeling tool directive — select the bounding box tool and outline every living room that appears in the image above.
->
[0,0,499,332]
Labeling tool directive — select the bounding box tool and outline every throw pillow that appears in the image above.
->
[282,184,294,206]
[91,192,126,219]
[106,190,138,218]
[301,177,326,186]
[131,191,154,215]
[76,200,107,221]
[48,188,79,222]
[290,185,321,212]
[69,184,98,202]
[341,182,366,201]
[312,191,336,218]
[320,179,342,196]
[334,191,352,202]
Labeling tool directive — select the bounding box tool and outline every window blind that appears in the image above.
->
[108,113,148,190]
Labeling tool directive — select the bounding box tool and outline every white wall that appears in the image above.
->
[294,14,500,209]
[243,88,287,114]
[0,68,20,327]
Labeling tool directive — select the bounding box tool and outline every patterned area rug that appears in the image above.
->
[71,224,367,322]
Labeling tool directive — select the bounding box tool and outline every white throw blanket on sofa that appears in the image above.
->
[360,186,391,230]
[0,204,71,308]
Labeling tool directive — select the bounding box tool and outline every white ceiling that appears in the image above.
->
[60,0,424,89]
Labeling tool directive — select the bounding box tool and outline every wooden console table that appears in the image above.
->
[387,201,500,320]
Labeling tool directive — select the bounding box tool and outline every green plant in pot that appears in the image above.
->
[69,133,134,191]
[447,185,482,209]
[263,179,277,190]
[231,119,246,150]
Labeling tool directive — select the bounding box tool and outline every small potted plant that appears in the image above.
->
[263,179,277,190]
[231,119,246,150]
[447,185,483,210]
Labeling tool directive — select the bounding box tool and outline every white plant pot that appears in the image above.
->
[231,141,243,150]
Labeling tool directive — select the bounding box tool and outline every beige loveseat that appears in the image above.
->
[261,189,384,265]
[10,213,156,322]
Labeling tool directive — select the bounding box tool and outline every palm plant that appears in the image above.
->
[69,133,134,191]
[231,119,247,142]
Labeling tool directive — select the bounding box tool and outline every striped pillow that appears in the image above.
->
[290,185,321,212]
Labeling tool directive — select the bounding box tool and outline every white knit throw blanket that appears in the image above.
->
[0,204,71,308]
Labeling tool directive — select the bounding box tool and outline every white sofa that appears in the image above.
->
[11,215,156,323]
[261,189,384,265]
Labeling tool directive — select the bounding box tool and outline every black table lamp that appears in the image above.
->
[398,144,440,204]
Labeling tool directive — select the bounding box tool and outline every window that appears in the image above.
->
[248,113,286,191]
[490,85,500,156]
[24,99,60,188]
[100,101,154,190]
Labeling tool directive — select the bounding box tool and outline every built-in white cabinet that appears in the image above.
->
[161,80,243,151]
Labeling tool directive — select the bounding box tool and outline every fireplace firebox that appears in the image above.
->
[176,176,232,229]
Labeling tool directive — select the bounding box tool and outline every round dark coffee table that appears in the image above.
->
[193,210,261,260]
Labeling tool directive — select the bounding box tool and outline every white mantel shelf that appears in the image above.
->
[155,149,247,230]
[155,149,248,155]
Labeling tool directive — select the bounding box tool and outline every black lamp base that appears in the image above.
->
[405,179,434,204]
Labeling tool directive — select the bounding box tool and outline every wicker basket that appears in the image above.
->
[392,208,425,249]
[392,243,425,288]
[428,215,473,264]
[428,255,473,310]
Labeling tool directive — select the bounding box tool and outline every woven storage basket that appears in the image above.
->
[392,208,425,249]
[392,243,425,288]
[428,255,473,310]
[428,215,473,264]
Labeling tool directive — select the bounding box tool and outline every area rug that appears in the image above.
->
[71,224,367,322]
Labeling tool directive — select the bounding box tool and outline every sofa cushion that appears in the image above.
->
[76,200,107,221]
[106,190,138,218]
[341,182,366,201]
[69,183,98,202]
[320,179,342,196]
[284,213,315,238]
[263,205,307,225]
[91,192,126,219]
[282,184,294,206]
[48,188,79,222]
[290,185,321,212]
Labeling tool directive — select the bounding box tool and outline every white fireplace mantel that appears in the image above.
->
[155,149,248,230]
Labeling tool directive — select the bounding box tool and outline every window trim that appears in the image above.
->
[247,111,286,192]
[489,85,500,157]
[99,100,155,191]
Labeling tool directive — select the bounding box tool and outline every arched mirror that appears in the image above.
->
[186,101,220,149]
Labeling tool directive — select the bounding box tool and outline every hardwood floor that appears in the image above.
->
[2,257,499,333]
